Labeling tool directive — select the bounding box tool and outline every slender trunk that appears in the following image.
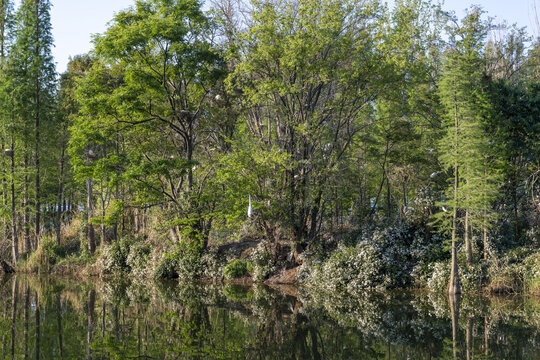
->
[449,101,461,295]
[34,0,41,247]
[56,294,63,358]
[1,140,8,242]
[24,155,30,253]
[466,316,473,360]
[87,178,95,254]
[402,181,408,217]
[24,282,29,359]
[56,136,66,245]
[465,209,472,267]
[10,136,18,265]
[483,224,488,261]
[484,315,489,356]
[386,175,391,217]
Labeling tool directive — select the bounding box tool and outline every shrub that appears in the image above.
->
[153,252,179,279]
[223,259,252,279]
[522,252,540,295]
[306,220,443,291]
[250,241,276,282]
[153,241,203,280]
[102,238,133,274]
[126,243,152,278]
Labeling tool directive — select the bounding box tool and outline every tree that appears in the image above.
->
[72,0,225,248]
[0,0,16,264]
[437,7,498,293]
[228,0,385,249]
[7,0,56,251]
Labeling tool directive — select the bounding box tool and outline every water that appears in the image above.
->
[0,275,538,359]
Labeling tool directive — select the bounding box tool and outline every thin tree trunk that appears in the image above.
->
[35,291,40,360]
[10,136,18,265]
[10,277,17,360]
[449,102,461,295]
[466,316,472,360]
[87,178,95,254]
[24,155,30,253]
[34,0,41,250]
[87,290,95,360]
[465,209,472,267]
[55,135,66,245]
[56,294,63,358]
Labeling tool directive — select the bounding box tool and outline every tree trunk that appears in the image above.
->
[87,178,95,254]
[10,136,18,266]
[448,103,461,295]
[87,290,96,360]
[55,135,66,245]
[34,0,41,248]
[24,155,31,253]
[465,209,472,267]
[448,294,460,359]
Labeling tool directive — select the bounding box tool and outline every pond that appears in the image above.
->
[0,276,538,359]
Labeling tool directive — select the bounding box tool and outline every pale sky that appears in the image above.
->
[13,0,540,74]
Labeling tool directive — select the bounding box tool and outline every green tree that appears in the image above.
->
[7,0,56,251]
[437,7,499,293]
[72,0,225,248]
[228,0,384,249]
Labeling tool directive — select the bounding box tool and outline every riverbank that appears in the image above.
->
[9,220,540,297]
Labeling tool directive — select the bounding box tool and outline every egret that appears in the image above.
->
[248,194,253,218]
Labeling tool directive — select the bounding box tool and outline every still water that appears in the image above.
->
[0,275,538,359]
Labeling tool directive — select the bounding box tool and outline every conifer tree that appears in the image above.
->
[8,0,56,249]
[437,7,498,293]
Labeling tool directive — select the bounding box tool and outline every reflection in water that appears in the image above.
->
[0,275,537,359]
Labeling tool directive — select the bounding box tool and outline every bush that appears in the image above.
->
[126,243,152,278]
[102,238,133,274]
[522,252,540,295]
[41,237,65,265]
[250,241,276,282]
[306,220,443,291]
[153,241,203,280]
[223,259,252,279]
[153,252,179,279]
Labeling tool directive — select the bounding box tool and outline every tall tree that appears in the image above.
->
[437,7,495,293]
[8,0,56,250]
[72,0,225,248]
[228,0,384,249]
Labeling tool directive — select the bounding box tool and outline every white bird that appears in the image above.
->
[248,194,253,218]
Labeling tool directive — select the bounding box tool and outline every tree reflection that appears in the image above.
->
[0,276,537,359]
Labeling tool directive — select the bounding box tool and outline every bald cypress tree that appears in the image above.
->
[8,0,56,250]
[0,0,16,264]
[437,8,494,294]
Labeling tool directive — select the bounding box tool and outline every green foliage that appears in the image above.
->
[250,242,276,282]
[126,242,152,278]
[102,238,134,274]
[223,259,252,279]
[306,221,444,291]
[153,240,204,280]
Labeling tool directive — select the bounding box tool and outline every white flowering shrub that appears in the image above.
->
[426,261,449,291]
[250,241,276,282]
[306,220,445,291]
[126,242,152,278]
[101,238,134,274]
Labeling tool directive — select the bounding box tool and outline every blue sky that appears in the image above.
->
[15,0,540,73]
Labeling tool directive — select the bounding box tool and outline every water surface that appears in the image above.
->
[0,275,538,359]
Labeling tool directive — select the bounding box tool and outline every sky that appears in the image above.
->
[13,0,540,74]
